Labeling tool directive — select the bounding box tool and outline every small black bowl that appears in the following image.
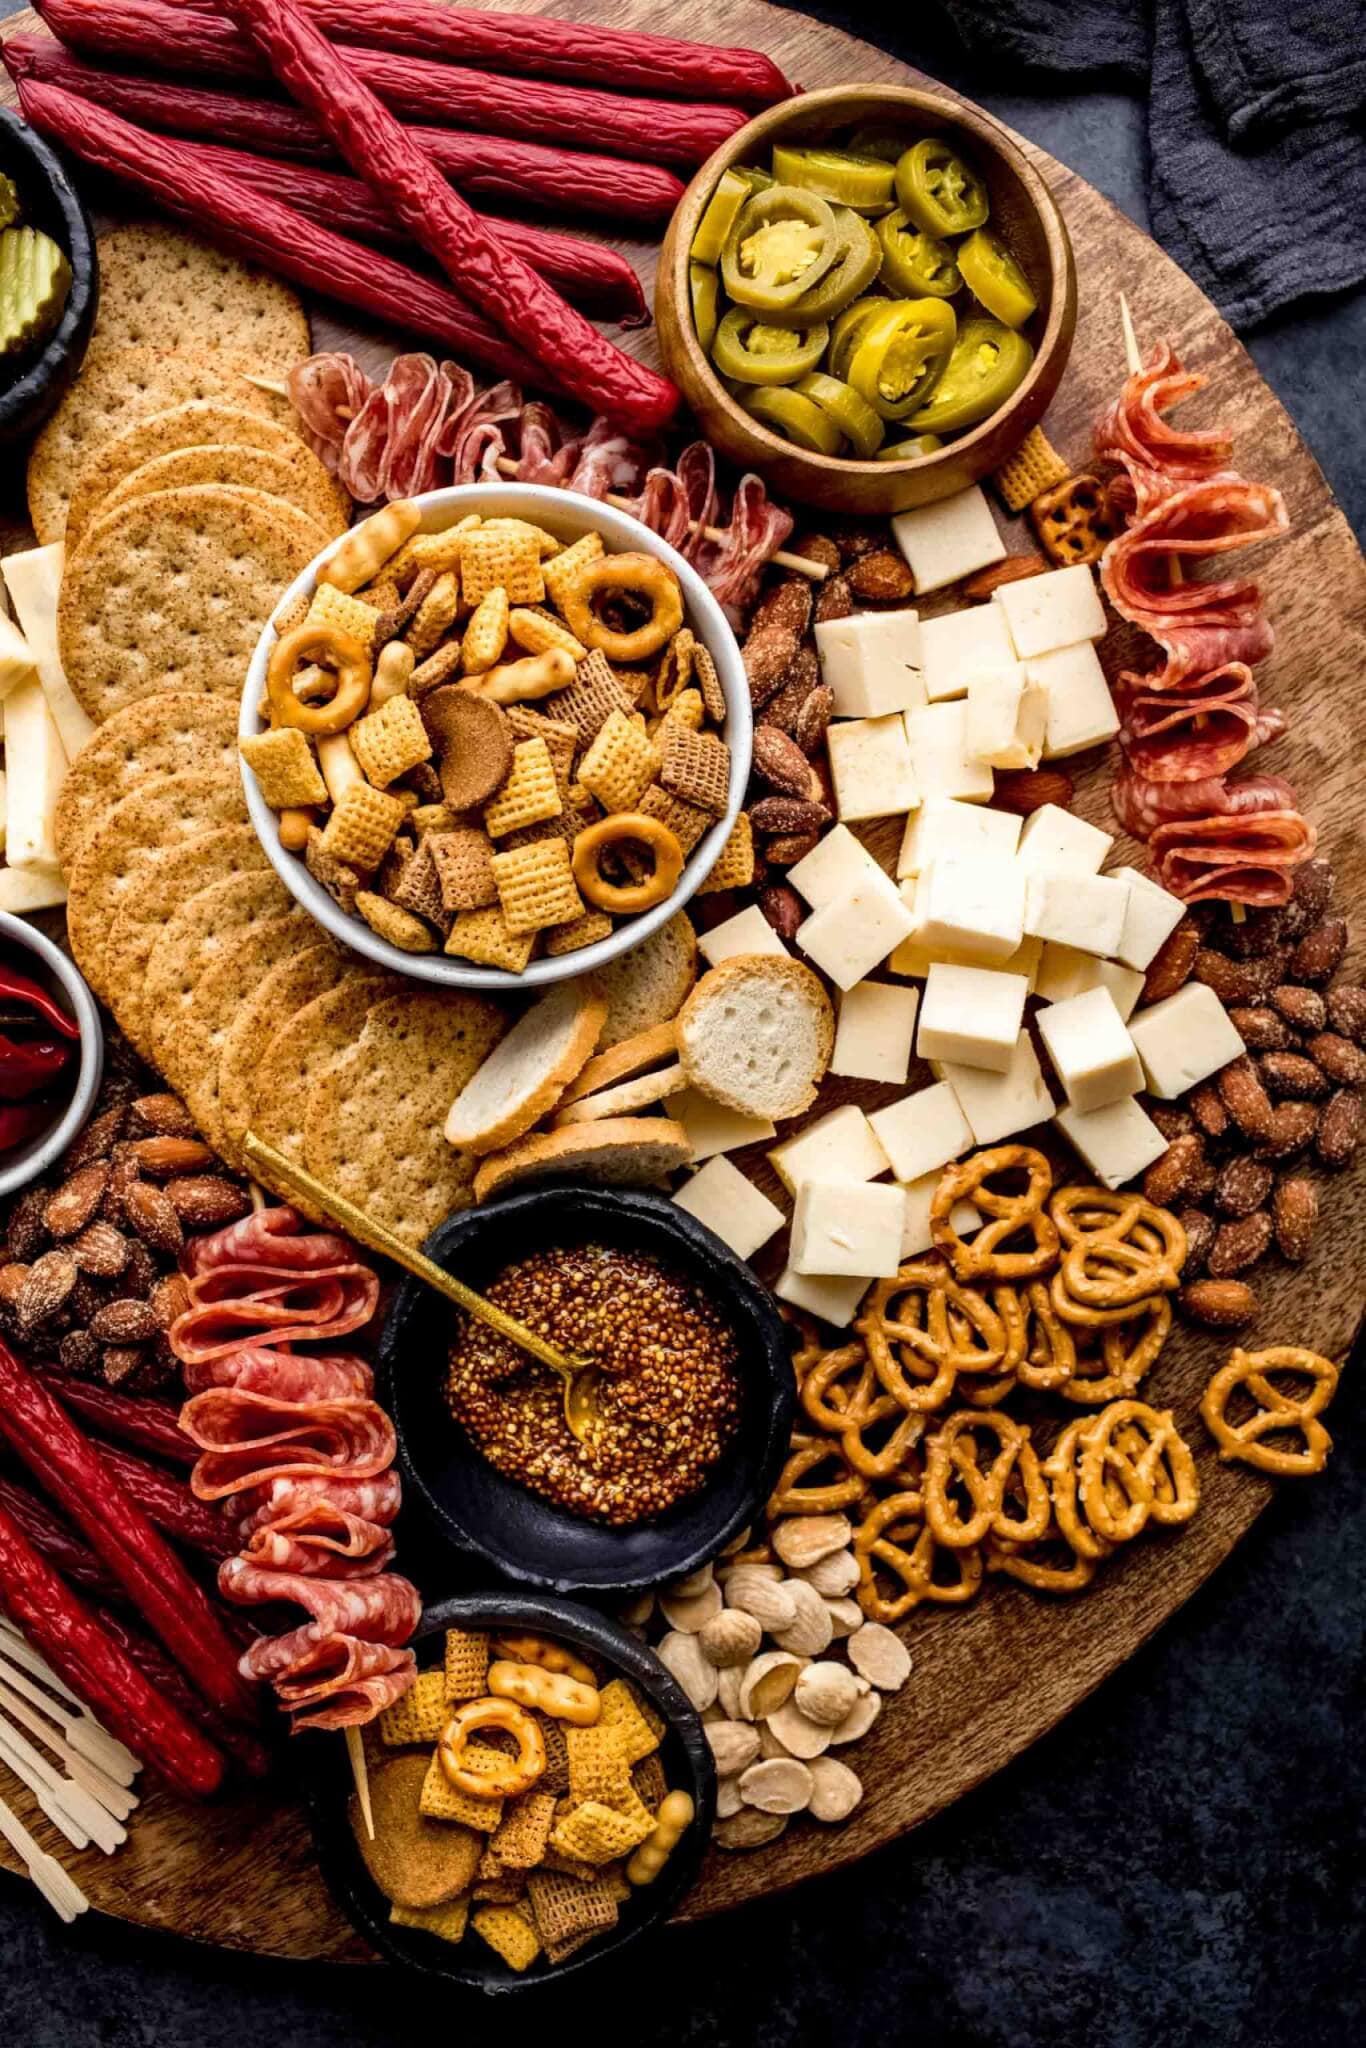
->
[379,1183,795,1593]
[0,107,98,447]
[300,1590,716,1990]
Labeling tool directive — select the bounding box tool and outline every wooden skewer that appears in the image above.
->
[0,1676,137,1823]
[0,1788,88,1924]
[244,374,829,582]
[346,1725,374,1841]
[0,1643,139,1786]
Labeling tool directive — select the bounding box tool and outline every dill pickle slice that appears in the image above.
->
[0,226,72,356]
[771,144,896,214]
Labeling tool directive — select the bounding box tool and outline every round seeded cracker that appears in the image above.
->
[27,344,296,544]
[66,769,247,1000]
[97,444,349,551]
[238,974,399,1213]
[59,484,326,724]
[65,399,347,550]
[104,824,271,1062]
[303,990,507,1250]
[172,911,319,1159]
[55,692,240,874]
[93,226,309,371]
[215,941,352,1162]
[144,869,294,1086]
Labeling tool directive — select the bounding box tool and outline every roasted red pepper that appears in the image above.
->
[0,957,77,1151]
[0,1037,72,1100]
[0,959,79,1038]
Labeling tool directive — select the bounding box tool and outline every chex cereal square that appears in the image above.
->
[239,727,327,809]
[304,581,382,652]
[698,809,754,893]
[485,738,563,837]
[541,531,604,612]
[544,911,613,956]
[351,693,432,788]
[378,1670,447,1746]
[460,524,544,608]
[547,649,632,744]
[578,708,660,814]
[419,1751,504,1832]
[444,1628,491,1701]
[319,783,407,870]
[491,838,584,934]
[659,725,730,816]
[428,828,499,912]
[444,907,535,973]
[471,1904,541,1971]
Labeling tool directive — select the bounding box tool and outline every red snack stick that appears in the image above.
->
[218,0,680,430]
[96,1608,274,1780]
[98,1443,237,1560]
[17,80,560,393]
[37,0,748,165]
[0,1501,227,1798]
[38,1369,197,1468]
[3,39,685,226]
[0,1475,119,1598]
[0,1339,259,1728]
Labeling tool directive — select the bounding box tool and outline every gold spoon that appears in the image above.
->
[241,1132,601,1443]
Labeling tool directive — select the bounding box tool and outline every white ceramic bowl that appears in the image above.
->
[0,911,104,1201]
[240,483,751,992]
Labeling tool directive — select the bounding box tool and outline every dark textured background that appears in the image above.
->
[1,6,1363,2043]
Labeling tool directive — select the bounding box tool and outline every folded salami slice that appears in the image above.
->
[171,1272,380,1359]
[181,1345,374,1401]
[1094,340,1237,518]
[239,1508,396,1578]
[180,1390,396,1500]
[183,1204,360,1275]
[219,1558,423,1644]
[1112,764,1298,840]
[1150,806,1316,904]
[228,1471,403,1538]
[1118,664,1286,782]
[239,1629,417,1731]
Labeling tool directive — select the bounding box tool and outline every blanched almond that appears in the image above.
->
[772,1580,834,1657]
[705,1720,762,1776]
[847,1622,912,1691]
[698,1608,763,1668]
[714,1809,788,1849]
[794,1549,860,1597]
[656,1630,717,1711]
[794,1661,861,1727]
[829,1692,882,1745]
[761,1703,830,1761]
[739,1757,814,1814]
[807,1756,864,1822]
[771,1513,852,1569]
[726,1572,798,1632]
[824,1597,863,1638]
[658,1580,723,1632]
[715,1776,743,1820]
[737,1650,802,1720]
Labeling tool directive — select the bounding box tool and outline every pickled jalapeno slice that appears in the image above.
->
[793,371,886,458]
[894,137,990,238]
[875,433,944,461]
[845,298,958,422]
[909,316,1033,432]
[719,185,841,312]
[711,306,830,385]
[690,168,750,267]
[689,261,720,354]
[957,227,1037,328]
[770,143,897,213]
[875,208,961,298]
[742,384,846,455]
[762,207,882,326]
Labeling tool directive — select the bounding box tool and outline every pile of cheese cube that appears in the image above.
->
[0,543,91,912]
[670,485,1248,1326]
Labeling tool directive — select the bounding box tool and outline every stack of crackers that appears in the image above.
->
[360,1626,681,1972]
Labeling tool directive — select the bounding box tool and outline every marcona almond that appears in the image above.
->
[807,1756,864,1822]
[829,1691,881,1745]
[760,1704,829,1762]
[713,1808,788,1849]
[771,1580,834,1657]
[824,1597,863,1638]
[847,1623,912,1691]
[655,1631,717,1712]
[726,1572,797,1633]
[740,1756,814,1814]
[658,1581,723,1633]
[704,1720,762,1776]
[715,1776,743,1820]
[794,1661,861,1728]
[667,1563,716,1599]
[716,1665,746,1720]
[771,1513,853,1570]
[793,1548,860,1597]
[698,1609,762,1669]
[737,1650,802,1720]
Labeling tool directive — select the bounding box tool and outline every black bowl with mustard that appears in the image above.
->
[301,1590,715,1989]
[0,107,96,445]
[379,1184,795,1593]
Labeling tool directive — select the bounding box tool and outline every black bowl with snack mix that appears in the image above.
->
[380,1184,795,1592]
[301,1590,715,1989]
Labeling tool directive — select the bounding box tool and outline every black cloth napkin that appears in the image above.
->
[937,0,1366,328]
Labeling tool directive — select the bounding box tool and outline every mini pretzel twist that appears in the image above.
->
[1076,1400,1199,1545]
[439,1697,546,1797]
[1199,1346,1339,1476]
[767,1435,868,1516]
[857,1256,1012,1414]
[560,552,685,663]
[798,1344,926,1484]
[1041,1420,1114,1564]
[931,1145,1060,1281]
[1015,1281,1077,1393]
[923,1411,1051,1550]
[853,1492,983,1620]
[1059,1297,1172,1405]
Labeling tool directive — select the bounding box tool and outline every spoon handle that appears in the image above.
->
[241,1132,580,1376]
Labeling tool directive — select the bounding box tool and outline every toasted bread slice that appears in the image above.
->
[553,1062,685,1125]
[676,955,834,1121]
[558,1018,679,1107]
[593,913,697,1049]
[444,980,606,1157]
[472,1117,693,1203]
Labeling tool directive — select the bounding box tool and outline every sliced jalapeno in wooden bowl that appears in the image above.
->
[845,298,957,422]
[958,226,1038,328]
[712,307,830,385]
[793,371,886,458]
[909,316,1034,434]
[894,136,990,238]
[875,209,961,298]
[741,383,845,455]
[719,185,842,312]
[770,142,897,214]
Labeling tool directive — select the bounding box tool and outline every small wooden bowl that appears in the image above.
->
[656,84,1077,516]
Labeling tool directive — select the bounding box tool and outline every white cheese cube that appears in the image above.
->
[1109,865,1187,971]
[827,713,919,821]
[934,1033,1056,1146]
[918,603,1016,704]
[900,1174,983,1258]
[891,485,1005,594]
[797,864,916,990]
[904,701,994,803]
[896,795,1020,880]
[672,1156,784,1260]
[1016,802,1113,877]
[666,1088,775,1162]
[1127,983,1246,1099]
[893,926,1042,987]
[0,862,67,913]
[1028,641,1119,759]
[916,856,1025,964]
[787,823,884,909]
[769,1103,890,1197]
[869,1080,973,1184]
[1053,1096,1169,1191]
[773,1265,870,1328]
[1036,985,1144,1113]
[2,675,68,872]
[791,1179,904,1278]
[814,610,924,718]
[831,981,920,1084]
[965,666,1047,769]
[1,544,95,760]
[994,563,1106,658]
[1023,870,1130,957]
[1034,945,1145,1019]
[918,962,1029,1072]
[698,904,788,966]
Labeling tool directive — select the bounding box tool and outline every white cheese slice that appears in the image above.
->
[1034,944,1145,1019]
[773,1265,870,1328]
[0,862,67,912]
[1036,984,1144,1113]
[797,863,917,990]
[672,1156,784,1261]
[993,563,1107,658]
[1028,641,1119,760]
[900,1173,983,1257]
[903,700,994,803]
[1023,870,1130,957]
[1127,983,1246,1099]
[698,903,788,966]
[1,545,95,760]
[965,665,1047,769]
[665,1088,775,1162]
[3,675,68,872]
[1108,864,1187,971]
[831,980,920,1084]
[917,961,1030,1072]
[869,1079,974,1184]
[1053,1096,1169,1191]
[897,794,1021,880]
[790,1178,904,1278]
[827,713,919,821]
[0,611,39,700]
[768,1103,890,1197]
[891,485,1005,594]
[1016,802,1113,877]
[918,602,1016,704]
[915,855,1025,964]
[934,1032,1056,1145]
[814,610,924,718]
[787,823,885,910]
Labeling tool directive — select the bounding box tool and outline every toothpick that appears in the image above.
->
[243,374,830,583]
[346,1724,374,1840]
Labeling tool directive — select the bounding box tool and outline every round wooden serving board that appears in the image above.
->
[1,0,1364,1965]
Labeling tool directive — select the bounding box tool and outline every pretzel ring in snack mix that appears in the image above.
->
[1041,1421,1113,1564]
[267,622,372,735]
[858,1257,1011,1414]
[931,1146,1060,1281]
[653,626,697,712]
[1077,1401,1199,1545]
[560,553,686,664]
[1199,1346,1339,1476]
[768,1438,867,1516]
[572,813,685,914]
[1059,1297,1171,1406]
[923,1411,1051,1549]
[439,1697,547,1798]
